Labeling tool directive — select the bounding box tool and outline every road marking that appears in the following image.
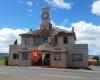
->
[27,78,31,80]
[41,74,85,79]
[0,71,8,74]
[89,71,92,72]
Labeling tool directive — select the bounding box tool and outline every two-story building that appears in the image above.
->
[8,7,88,68]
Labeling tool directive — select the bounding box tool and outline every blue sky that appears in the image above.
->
[0,0,99,28]
[0,0,100,55]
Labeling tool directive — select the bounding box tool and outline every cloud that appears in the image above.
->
[26,0,33,8]
[61,18,69,26]
[91,0,100,16]
[51,20,71,31]
[45,0,72,9]
[52,20,100,55]
[72,21,100,55]
[26,0,33,14]
[17,0,33,15]
[0,28,28,53]
[27,9,32,13]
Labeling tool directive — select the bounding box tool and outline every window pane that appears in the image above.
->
[13,53,19,59]
[72,54,83,61]
[25,39,29,45]
[63,37,68,44]
[22,53,28,60]
[43,37,48,43]
[54,53,61,60]
[55,37,57,43]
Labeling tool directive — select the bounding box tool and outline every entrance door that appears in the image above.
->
[31,53,50,66]
[44,54,50,66]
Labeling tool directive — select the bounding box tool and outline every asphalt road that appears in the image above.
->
[0,66,100,80]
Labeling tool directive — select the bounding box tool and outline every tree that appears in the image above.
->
[92,56,99,61]
[13,39,17,45]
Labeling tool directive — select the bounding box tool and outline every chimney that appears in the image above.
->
[30,29,32,32]
[72,27,74,32]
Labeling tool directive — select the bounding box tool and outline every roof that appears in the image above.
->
[19,27,76,38]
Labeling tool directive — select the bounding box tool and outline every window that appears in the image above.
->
[22,53,28,60]
[25,39,29,45]
[63,37,68,44]
[13,53,19,59]
[55,37,57,43]
[34,37,41,46]
[72,54,83,61]
[43,37,48,43]
[54,53,61,60]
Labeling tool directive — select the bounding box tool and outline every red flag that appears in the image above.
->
[29,48,42,62]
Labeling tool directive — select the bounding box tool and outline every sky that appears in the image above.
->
[0,0,100,55]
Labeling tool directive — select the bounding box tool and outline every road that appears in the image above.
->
[0,66,100,80]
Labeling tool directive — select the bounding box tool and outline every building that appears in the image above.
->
[8,7,88,68]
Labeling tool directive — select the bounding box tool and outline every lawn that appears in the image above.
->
[0,57,6,65]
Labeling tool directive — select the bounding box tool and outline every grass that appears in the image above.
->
[0,57,6,65]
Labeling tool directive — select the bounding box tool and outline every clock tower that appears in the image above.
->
[40,7,52,30]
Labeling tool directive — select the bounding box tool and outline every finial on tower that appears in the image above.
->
[42,7,50,13]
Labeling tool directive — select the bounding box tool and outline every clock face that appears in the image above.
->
[42,13,48,19]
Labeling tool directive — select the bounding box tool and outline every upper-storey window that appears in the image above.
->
[55,37,57,44]
[25,39,30,45]
[63,37,68,44]
[43,37,48,43]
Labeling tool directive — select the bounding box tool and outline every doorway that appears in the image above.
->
[43,54,50,66]
[31,54,50,66]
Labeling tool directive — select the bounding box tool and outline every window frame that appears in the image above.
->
[25,39,30,45]
[72,54,83,61]
[63,37,68,44]
[55,37,57,44]
[13,53,19,60]
[43,37,48,43]
[22,53,28,60]
[54,53,61,61]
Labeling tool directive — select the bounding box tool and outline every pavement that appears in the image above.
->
[0,65,100,80]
